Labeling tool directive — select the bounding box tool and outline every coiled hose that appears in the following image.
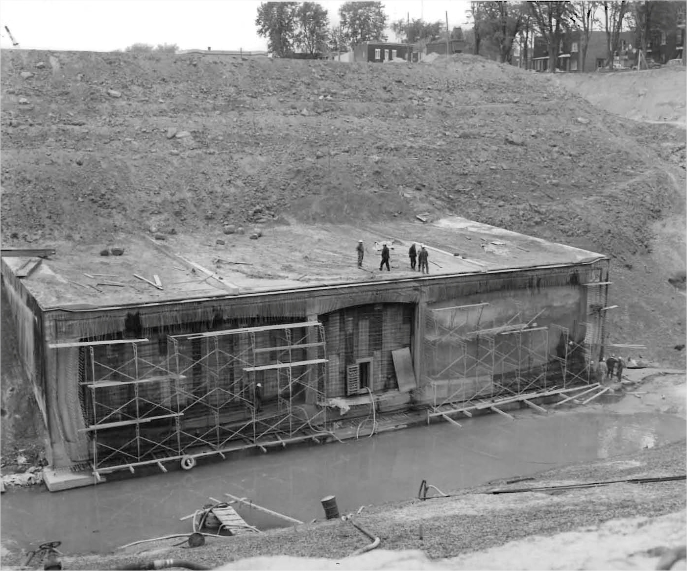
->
[117,560,210,570]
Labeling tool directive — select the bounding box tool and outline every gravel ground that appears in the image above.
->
[6,439,683,570]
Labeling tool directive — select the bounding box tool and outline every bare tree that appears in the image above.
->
[601,0,631,68]
[528,1,574,72]
[570,1,599,71]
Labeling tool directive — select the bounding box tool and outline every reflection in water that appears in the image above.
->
[1,410,684,555]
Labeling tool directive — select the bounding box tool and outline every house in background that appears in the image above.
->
[424,39,467,56]
[353,42,409,63]
[532,30,635,72]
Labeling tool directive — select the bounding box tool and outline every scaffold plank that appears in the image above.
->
[253,342,325,354]
[49,338,149,349]
[173,321,321,340]
[442,414,462,427]
[84,374,186,388]
[581,386,610,405]
[523,399,547,414]
[432,302,490,311]
[244,358,328,372]
[582,282,612,286]
[552,384,600,407]
[490,406,515,421]
[80,412,182,432]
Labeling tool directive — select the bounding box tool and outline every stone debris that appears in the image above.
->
[20,71,33,79]
[107,89,122,98]
[175,131,192,139]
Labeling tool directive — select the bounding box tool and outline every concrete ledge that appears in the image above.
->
[43,468,104,492]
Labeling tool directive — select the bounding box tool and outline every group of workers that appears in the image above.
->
[356,240,429,273]
[592,354,626,383]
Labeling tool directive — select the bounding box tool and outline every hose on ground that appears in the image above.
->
[117,560,211,570]
[342,516,381,557]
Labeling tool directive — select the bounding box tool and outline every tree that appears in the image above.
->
[469,2,527,63]
[295,3,329,54]
[487,1,527,63]
[389,18,443,43]
[632,1,681,67]
[528,1,574,72]
[256,2,298,57]
[155,43,179,53]
[570,1,599,71]
[338,1,388,48]
[125,43,154,53]
[517,8,535,68]
[600,1,631,68]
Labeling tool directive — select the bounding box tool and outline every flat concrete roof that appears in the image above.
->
[2,217,606,311]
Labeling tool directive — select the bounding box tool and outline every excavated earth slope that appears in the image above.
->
[1,50,685,371]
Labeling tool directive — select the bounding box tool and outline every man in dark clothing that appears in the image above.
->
[380,243,391,271]
[418,245,429,274]
[616,356,625,382]
[254,382,263,413]
[606,355,617,381]
[356,240,365,268]
[408,243,417,270]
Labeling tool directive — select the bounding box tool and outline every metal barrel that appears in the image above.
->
[321,495,340,520]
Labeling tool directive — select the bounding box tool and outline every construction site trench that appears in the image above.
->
[1,380,685,558]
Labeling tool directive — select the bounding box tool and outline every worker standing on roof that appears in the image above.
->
[408,243,417,270]
[418,245,429,274]
[379,243,391,271]
[356,240,365,268]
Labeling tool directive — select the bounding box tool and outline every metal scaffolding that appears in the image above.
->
[63,322,329,477]
[424,303,584,423]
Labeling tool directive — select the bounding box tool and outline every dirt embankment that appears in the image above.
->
[0,51,684,359]
[555,66,686,124]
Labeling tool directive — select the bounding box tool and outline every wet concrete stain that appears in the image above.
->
[1,408,684,556]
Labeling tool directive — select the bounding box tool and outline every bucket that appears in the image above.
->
[321,495,340,520]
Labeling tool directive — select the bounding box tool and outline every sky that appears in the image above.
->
[0,0,472,52]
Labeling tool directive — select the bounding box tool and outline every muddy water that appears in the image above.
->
[2,408,685,556]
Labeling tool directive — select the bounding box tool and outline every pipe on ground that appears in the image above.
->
[117,560,211,570]
[343,516,381,557]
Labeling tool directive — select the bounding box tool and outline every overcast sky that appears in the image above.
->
[0,1,471,52]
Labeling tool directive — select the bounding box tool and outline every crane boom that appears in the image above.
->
[4,26,19,47]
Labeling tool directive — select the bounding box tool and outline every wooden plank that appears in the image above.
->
[392,347,417,392]
[134,273,163,290]
[253,342,325,354]
[16,258,42,278]
[244,358,328,372]
[1,248,55,258]
[523,399,547,414]
[97,281,126,287]
[462,409,473,417]
[142,234,239,294]
[224,492,303,525]
[582,282,613,286]
[153,274,162,287]
[175,321,321,340]
[581,386,610,405]
[553,384,601,407]
[441,413,462,427]
[49,338,149,349]
[599,305,618,311]
[79,412,182,432]
[433,302,489,312]
[84,374,185,388]
[490,406,515,421]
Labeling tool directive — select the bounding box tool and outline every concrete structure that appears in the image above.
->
[1,218,611,490]
[425,40,467,56]
[353,42,410,63]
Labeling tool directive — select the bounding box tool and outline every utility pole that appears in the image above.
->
[445,12,450,61]
[408,12,410,62]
